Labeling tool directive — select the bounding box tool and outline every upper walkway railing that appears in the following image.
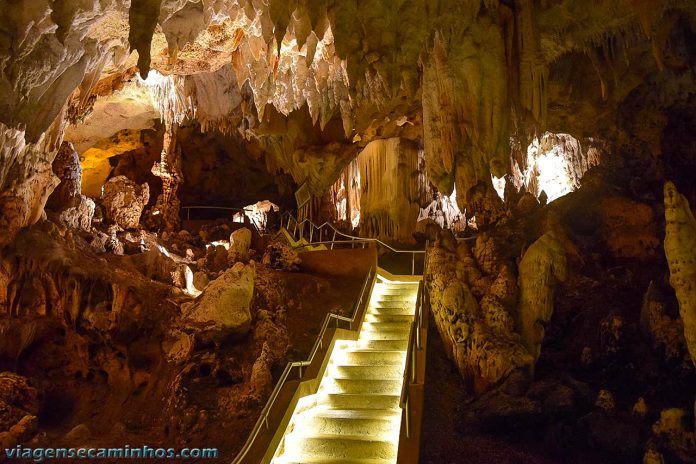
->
[281,213,426,275]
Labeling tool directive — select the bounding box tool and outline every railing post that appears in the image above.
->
[331,230,336,250]
[405,397,411,438]
[309,226,313,243]
[298,365,303,379]
[411,344,416,383]
[411,253,415,275]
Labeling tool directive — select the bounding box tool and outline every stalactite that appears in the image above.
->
[516,0,548,128]
[421,20,510,219]
[352,138,422,243]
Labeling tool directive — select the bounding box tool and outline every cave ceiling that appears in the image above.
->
[1,0,695,226]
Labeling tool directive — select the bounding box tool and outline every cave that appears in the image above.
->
[1,1,695,463]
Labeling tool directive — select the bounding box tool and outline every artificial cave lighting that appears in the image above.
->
[492,175,506,201]
[232,200,280,232]
[417,185,466,233]
[511,132,602,203]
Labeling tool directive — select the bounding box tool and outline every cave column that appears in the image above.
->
[151,119,182,231]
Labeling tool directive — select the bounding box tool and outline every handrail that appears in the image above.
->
[281,212,425,274]
[398,240,430,440]
[283,212,424,254]
[232,265,374,464]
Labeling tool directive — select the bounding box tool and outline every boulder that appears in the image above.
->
[183,263,255,336]
[228,227,252,263]
[101,176,149,229]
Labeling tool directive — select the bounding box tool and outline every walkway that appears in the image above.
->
[270,277,419,463]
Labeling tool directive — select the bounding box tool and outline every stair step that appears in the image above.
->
[319,393,400,410]
[359,329,409,340]
[331,364,403,380]
[284,434,397,460]
[368,305,414,314]
[322,378,402,395]
[299,409,400,436]
[356,339,408,350]
[342,350,406,366]
[364,314,414,323]
[275,458,391,464]
[361,321,412,331]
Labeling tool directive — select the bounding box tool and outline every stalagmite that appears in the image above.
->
[517,232,567,365]
[663,181,696,365]
[151,119,183,231]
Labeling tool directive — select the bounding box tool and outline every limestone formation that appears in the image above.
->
[228,228,252,263]
[262,243,301,271]
[663,181,696,366]
[426,238,532,394]
[101,176,150,229]
[641,282,687,361]
[651,408,696,462]
[517,232,567,363]
[46,142,95,231]
[350,138,424,243]
[183,262,255,336]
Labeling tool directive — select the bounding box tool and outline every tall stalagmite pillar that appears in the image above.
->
[151,119,182,231]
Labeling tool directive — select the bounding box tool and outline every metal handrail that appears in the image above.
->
[232,265,374,464]
[398,240,430,439]
[281,212,425,274]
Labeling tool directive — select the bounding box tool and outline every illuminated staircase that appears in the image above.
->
[271,278,419,464]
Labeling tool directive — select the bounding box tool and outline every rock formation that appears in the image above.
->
[0,373,39,447]
[426,232,533,393]
[663,181,696,365]
[101,175,150,229]
[183,262,255,337]
[46,141,95,231]
[355,138,423,243]
[228,228,252,263]
[517,232,568,364]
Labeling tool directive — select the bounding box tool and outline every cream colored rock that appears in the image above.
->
[183,262,255,335]
[663,181,696,366]
[228,228,252,263]
[517,232,567,363]
[101,176,150,229]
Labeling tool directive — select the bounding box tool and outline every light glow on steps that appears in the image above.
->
[271,280,419,464]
